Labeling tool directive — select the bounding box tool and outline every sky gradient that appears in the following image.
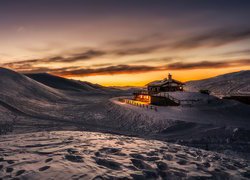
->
[1,0,250,86]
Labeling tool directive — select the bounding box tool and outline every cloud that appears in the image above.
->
[112,45,165,56]
[25,42,66,52]
[55,64,165,76]
[43,50,106,63]
[167,59,250,70]
[17,64,166,76]
[107,27,250,54]
[5,58,250,77]
[219,49,250,57]
[61,50,106,62]
[19,66,80,74]
[2,49,106,69]
[171,28,250,50]
[3,59,41,70]
[133,57,174,63]
[109,33,165,47]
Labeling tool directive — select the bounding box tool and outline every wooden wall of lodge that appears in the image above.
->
[150,96,179,106]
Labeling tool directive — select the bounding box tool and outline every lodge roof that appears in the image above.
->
[147,78,184,87]
[147,73,185,87]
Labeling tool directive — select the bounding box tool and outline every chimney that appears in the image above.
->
[168,73,172,80]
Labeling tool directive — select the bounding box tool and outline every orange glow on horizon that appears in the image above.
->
[62,66,250,87]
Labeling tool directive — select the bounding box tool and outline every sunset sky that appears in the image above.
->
[1,0,250,86]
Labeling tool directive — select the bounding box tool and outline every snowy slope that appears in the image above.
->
[0,68,65,101]
[111,96,250,130]
[25,73,118,93]
[0,68,126,133]
[186,70,250,96]
[0,68,75,125]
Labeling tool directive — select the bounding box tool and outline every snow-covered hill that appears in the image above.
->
[0,68,65,102]
[0,68,119,128]
[186,70,250,96]
[25,73,119,93]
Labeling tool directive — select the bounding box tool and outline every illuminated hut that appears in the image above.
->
[147,73,184,94]
[133,73,184,104]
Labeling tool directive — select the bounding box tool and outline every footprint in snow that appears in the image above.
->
[45,158,53,163]
[156,161,168,170]
[39,166,50,171]
[94,157,121,170]
[130,159,153,170]
[7,160,15,164]
[15,170,26,176]
[163,154,173,161]
[65,154,83,163]
[6,167,13,173]
[99,147,121,154]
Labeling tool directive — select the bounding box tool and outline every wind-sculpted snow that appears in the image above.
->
[0,131,249,180]
[186,70,250,96]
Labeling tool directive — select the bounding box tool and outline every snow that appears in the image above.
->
[168,92,215,101]
[148,78,184,86]
[0,131,249,179]
[111,96,250,129]
[186,70,250,96]
[155,91,217,105]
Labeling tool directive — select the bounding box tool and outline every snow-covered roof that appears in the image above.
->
[147,78,184,87]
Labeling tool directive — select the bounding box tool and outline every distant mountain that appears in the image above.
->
[186,70,250,96]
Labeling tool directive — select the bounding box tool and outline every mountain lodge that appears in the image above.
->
[147,73,184,94]
[133,73,184,105]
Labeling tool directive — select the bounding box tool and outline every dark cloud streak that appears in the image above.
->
[171,28,250,50]
[167,59,250,70]
[13,59,250,77]
[54,65,165,76]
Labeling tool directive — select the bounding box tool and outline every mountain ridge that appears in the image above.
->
[185,70,250,96]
